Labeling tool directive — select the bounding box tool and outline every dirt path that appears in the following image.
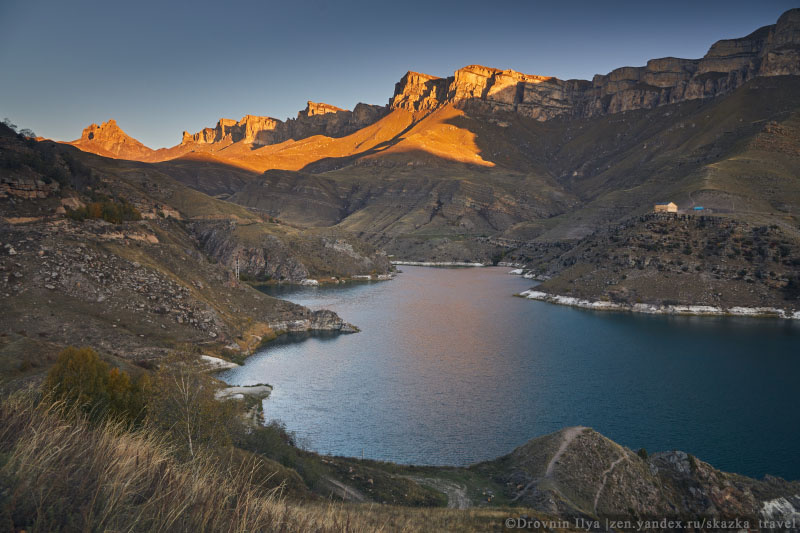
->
[323,476,367,503]
[408,477,470,509]
[546,426,586,477]
[593,454,627,513]
[513,426,587,502]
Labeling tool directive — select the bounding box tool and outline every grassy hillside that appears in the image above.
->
[0,393,560,533]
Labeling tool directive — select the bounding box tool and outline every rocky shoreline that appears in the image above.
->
[183,265,800,521]
[391,261,484,267]
[519,289,800,320]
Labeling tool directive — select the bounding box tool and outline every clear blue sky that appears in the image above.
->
[1,0,796,148]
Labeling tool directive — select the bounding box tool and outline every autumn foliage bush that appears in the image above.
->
[43,346,149,423]
[65,198,142,224]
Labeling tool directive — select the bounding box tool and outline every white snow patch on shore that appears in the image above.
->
[728,306,786,317]
[519,290,798,319]
[300,278,319,286]
[391,261,485,267]
[215,384,272,400]
[508,269,524,275]
[199,355,239,371]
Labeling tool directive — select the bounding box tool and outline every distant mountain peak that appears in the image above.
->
[80,119,122,140]
[71,119,153,159]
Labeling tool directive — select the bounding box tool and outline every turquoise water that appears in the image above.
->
[221,266,800,480]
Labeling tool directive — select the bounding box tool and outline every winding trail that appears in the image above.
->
[512,426,587,502]
[546,426,587,477]
[323,477,367,503]
[593,453,627,513]
[408,477,470,509]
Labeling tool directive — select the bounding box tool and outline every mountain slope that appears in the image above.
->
[0,125,390,378]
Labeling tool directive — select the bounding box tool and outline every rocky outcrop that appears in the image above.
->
[390,9,800,120]
[180,101,388,148]
[69,119,154,160]
[475,427,800,521]
[181,115,282,145]
[286,101,387,141]
[269,309,358,334]
[0,176,59,199]
[300,101,345,117]
[390,72,449,112]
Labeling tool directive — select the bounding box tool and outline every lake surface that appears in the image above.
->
[221,266,800,480]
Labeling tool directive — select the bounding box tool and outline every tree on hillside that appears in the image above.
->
[146,354,236,459]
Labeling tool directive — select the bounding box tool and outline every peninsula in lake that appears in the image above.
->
[1,3,799,532]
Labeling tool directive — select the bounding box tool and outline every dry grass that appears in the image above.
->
[0,394,557,532]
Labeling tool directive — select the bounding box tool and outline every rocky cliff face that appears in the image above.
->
[181,101,388,147]
[181,115,282,145]
[390,8,800,120]
[69,119,154,160]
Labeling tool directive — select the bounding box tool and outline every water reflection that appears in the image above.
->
[221,267,800,479]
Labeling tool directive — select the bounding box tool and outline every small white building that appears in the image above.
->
[654,202,678,213]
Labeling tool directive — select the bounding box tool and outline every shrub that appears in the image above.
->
[42,346,149,423]
[66,198,142,224]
